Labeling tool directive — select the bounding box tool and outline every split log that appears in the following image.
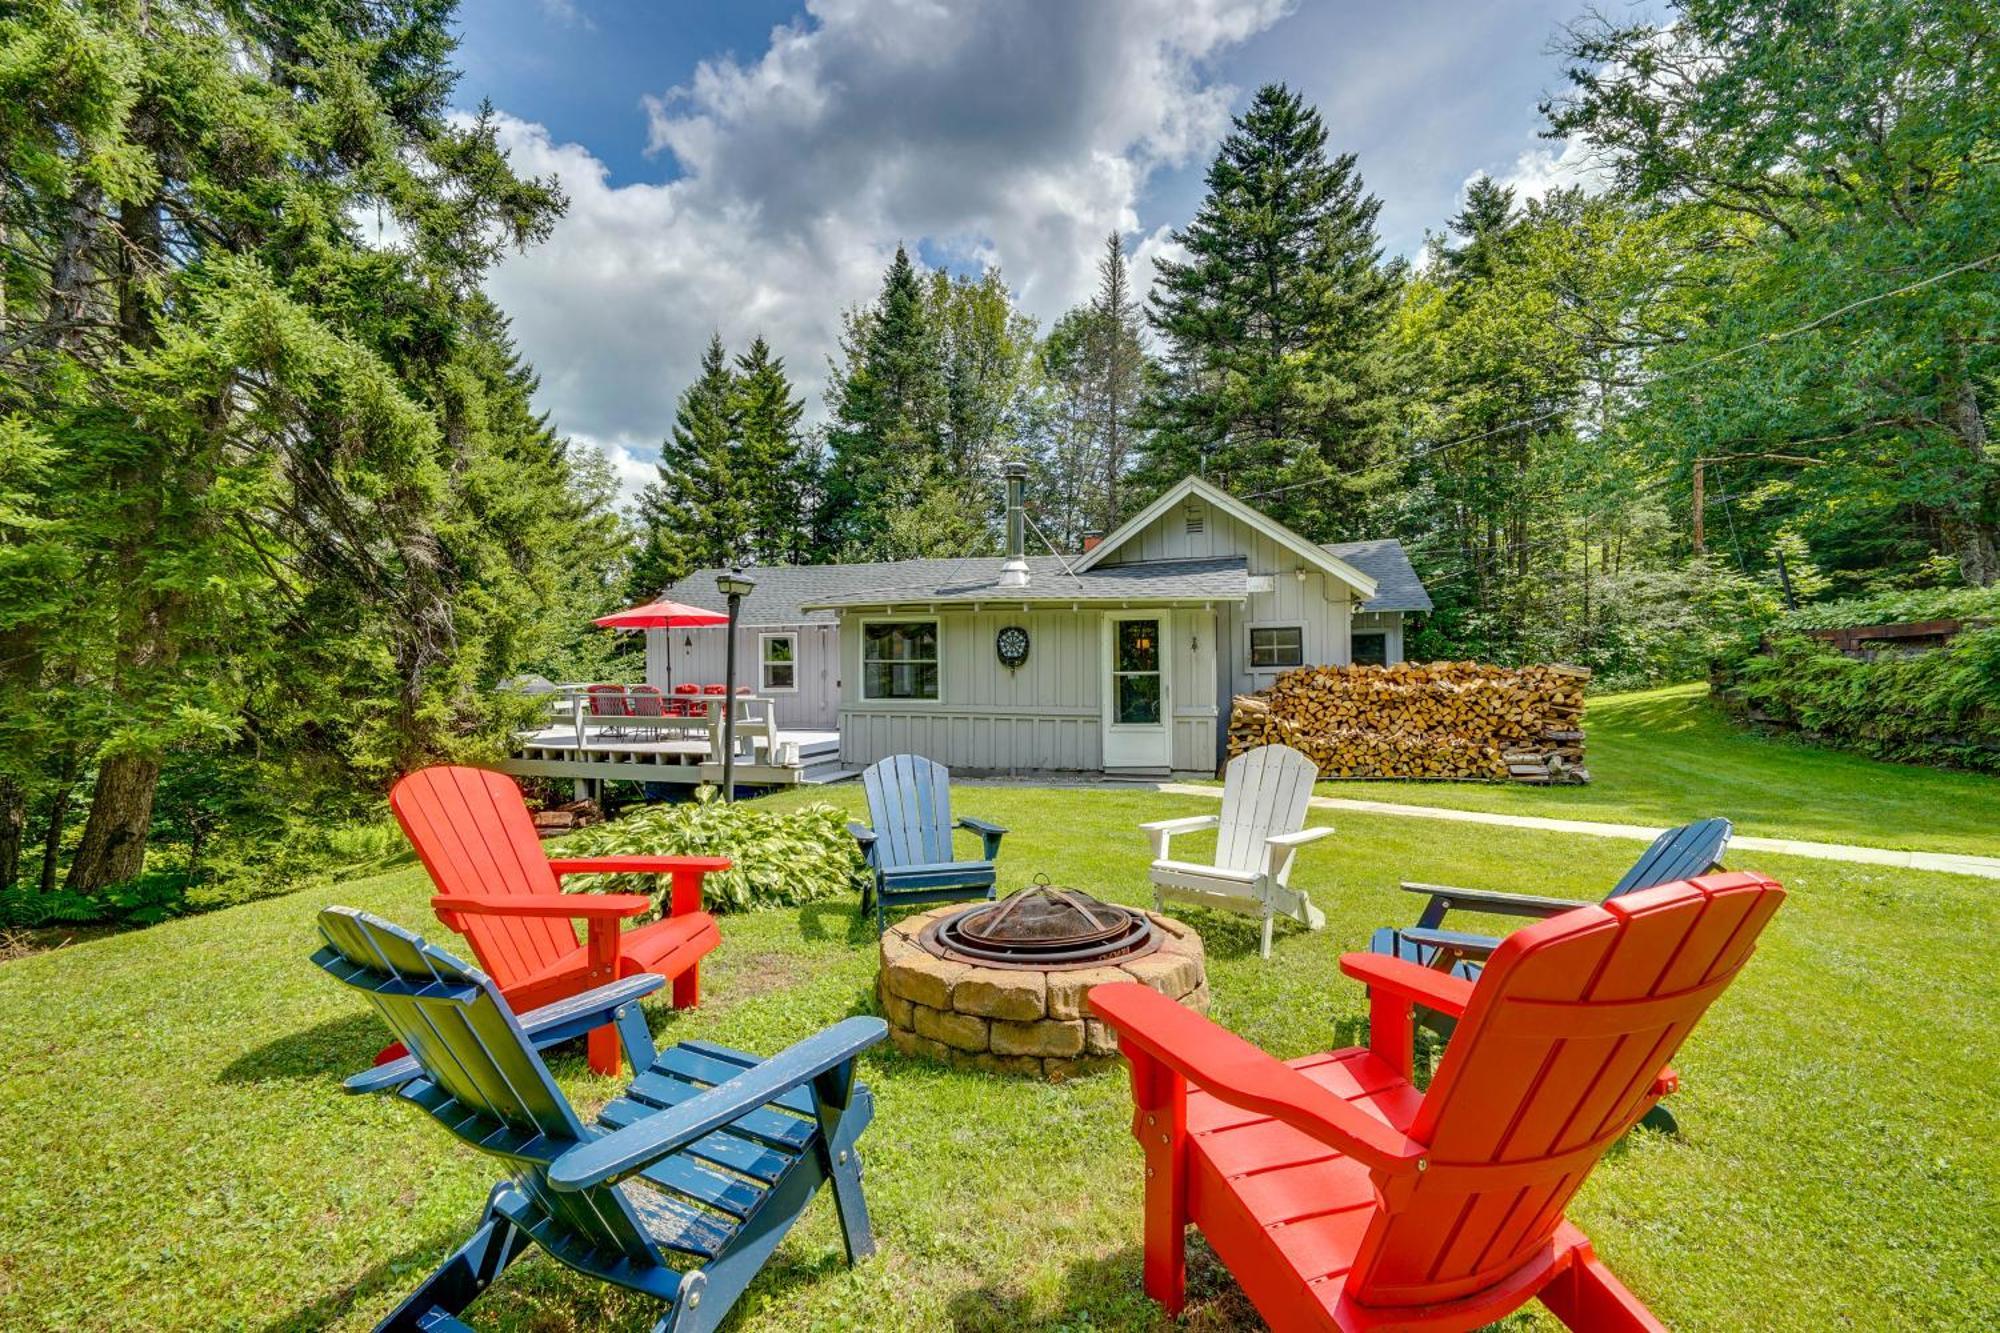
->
[1226,660,1591,784]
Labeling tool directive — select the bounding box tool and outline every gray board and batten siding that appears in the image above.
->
[652,477,1431,775]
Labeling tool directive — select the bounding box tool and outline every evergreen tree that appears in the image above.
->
[0,0,598,893]
[632,334,740,591]
[732,337,814,565]
[819,246,944,551]
[1087,232,1147,527]
[1139,83,1401,537]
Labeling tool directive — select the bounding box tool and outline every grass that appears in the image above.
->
[2,783,1996,1331]
[1300,682,2000,857]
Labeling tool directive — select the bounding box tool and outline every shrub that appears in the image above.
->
[1773,586,2000,633]
[1723,628,2000,772]
[554,789,868,913]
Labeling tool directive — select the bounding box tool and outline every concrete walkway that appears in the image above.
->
[1155,783,2000,881]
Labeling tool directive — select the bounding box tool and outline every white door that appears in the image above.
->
[1103,611,1172,770]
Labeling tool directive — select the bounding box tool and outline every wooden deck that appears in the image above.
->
[503,722,850,791]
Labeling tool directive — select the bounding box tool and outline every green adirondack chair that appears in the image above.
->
[312,906,885,1332]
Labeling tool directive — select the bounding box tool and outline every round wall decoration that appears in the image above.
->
[996,625,1031,670]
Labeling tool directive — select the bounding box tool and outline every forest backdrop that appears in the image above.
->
[3,0,1995,924]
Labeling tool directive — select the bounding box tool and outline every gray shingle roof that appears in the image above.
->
[661,556,1249,622]
[660,540,1428,622]
[1323,539,1432,612]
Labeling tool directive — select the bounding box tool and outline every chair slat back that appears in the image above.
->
[1609,816,1732,897]
[312,907,660,1263]
[390,766,579,989]
[587,684,630,716]
[862,755,957,869]
[627,685,667,718]
[1214,744,1317,873]
[1349,872,1783,1309]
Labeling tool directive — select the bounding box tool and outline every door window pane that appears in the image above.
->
[1117,619,1160,672]
[1116,672,1161,725]
[1112,618,1163,724]
[862,622,939,700]
[1249,625,1304,668]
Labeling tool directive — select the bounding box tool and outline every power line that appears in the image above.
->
[1239,248,2000,504]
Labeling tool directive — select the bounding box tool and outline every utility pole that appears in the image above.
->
[1691,459,1706,555]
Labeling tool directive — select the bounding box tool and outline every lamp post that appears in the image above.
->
[715,568,758,800]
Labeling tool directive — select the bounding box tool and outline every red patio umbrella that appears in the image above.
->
[593,599,730,704]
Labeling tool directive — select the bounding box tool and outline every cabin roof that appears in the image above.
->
[1324,539,1434,612]
[660,556,1251,623]
[659,537,1429,623]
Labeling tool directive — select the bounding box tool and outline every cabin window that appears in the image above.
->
[862,621,939,701]
[1352,631,1389,667]
[760,633,797,692]
[1249,625,1304,669]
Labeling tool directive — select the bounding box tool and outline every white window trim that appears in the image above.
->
[858,615,942,704]
[1350,629,1391,667]
[1246,620,1307,672]
[758,632,799,694]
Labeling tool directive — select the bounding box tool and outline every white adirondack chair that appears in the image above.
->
[1142,744,1331,958]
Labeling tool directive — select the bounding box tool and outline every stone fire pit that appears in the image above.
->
[877,891,1209,1080]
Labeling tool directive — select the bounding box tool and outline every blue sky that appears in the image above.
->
[448,0,1618,499]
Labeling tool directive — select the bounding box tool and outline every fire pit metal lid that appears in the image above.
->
[922,877,1160,970]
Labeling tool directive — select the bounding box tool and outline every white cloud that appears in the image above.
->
[474,0,1291,507]
[1491,134,1607,203]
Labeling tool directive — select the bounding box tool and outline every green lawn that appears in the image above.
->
[1301,682,2000,857]
[2,783,1995,1331]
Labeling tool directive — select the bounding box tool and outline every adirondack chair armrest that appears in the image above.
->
[344,974,667,1095]
[1262,824,1334,879]
[430,892,653,920]
[549,856,731,916]
[955,816,1007,859]
[1338,952,1476,1020]
[1393,925,1500,963]
[549,1016,890,1191]
[1139,814,1217,861]
[548,855,732,876]
[1397,881,1586,925]
[1088,982,1427,1175]
[848,822,878,861]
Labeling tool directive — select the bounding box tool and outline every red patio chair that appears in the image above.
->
[702,683,728,695]
[585,683,631,736]
[626,683,666,734]
[1090,871,1785,1332]
[385,765,728,1075]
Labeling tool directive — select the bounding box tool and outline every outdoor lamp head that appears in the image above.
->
[716,569,758,599]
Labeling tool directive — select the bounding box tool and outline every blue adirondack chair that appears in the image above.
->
[848,754,1007,935]
[1372,816,1734,981]
[312,906,885,1333]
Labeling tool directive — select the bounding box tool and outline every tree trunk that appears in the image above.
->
[0,777,22,892]
[66,752,159,892]
[1940,371,1998,587]
[38,758,78,895]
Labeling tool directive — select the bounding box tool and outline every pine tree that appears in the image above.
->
[1086,232,1146,527]
[1,1,574,892]
[1139,83,1401,537]
[820,245,947,552]
[633,334,740,591]
[732,337,813,565]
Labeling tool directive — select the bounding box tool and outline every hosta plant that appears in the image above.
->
[554,788,868,914]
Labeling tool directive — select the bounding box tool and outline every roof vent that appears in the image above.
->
[1185,512,1204,536]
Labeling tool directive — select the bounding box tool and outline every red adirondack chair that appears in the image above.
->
[386,766,728,1075]
[1090,871,1784,1332]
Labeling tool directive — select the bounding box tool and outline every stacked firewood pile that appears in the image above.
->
[531,798,604,837]
[1226,661,1591,784]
